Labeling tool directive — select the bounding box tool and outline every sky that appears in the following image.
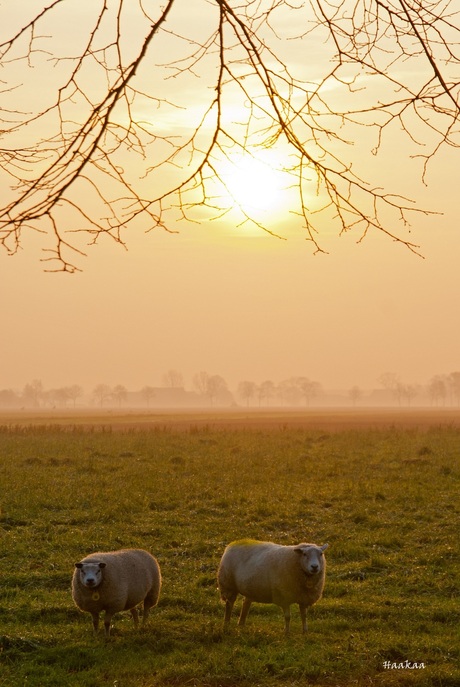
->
[1,1,459,397]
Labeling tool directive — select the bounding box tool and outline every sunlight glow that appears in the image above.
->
[217,149,290,223]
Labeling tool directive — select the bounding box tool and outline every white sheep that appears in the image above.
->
[72,548,161,637]
[217,539,328,635]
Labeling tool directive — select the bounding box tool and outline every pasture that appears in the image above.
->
[0,410,458,686]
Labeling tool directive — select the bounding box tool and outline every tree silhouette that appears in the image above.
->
[1,0,459,271]
[193,371,228,405]
[258,380,276,407]
[92,383,112,408]
[237,380,257,407]
[112,384,128,407]
[140,385,156,408]
[162,369,184,388]
[67,384,84,408]
[428,375,448,406]
[448,372,460,406]
[295,376,322,407]
[22,379,44,408]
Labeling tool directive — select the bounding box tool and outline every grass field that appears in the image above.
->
[0,411,458,686]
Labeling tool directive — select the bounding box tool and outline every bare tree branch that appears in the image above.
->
[0,0,458,270]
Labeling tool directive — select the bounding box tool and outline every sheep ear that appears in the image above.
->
[320,544,329,552]
[293,547,304,555]
[99,562,107,569]
[75,562,83,569]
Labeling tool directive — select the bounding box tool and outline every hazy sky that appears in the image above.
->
[1,1,459,395]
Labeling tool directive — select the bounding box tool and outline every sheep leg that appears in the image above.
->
[238,597,252,627]
[299,604,308,633]
[91,612,99,635]
[142,589,156,625]
[224,597,236,623]
[130,607,139,627]
[282,605,291,636]
[103,612,113,637]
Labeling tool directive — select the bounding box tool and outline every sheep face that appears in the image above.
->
[294,544,328,575]
[75,561,106,588]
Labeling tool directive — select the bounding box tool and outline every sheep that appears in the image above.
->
[217,539,328,635]
[72,548,161,637]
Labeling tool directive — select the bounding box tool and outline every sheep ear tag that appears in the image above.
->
[92,591,100,600]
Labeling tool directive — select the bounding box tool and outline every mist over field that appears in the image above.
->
[2,370,460,411]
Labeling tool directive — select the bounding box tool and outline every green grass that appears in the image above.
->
[0,422,459,686]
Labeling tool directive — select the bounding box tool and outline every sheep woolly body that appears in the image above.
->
[217,539,328,635]
[72,548,161,636]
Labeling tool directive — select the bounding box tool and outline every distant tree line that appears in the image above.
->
[236,377,322,407]
[0,369,233,409]
[0,379,84,409]
[378,372,460,407]
[1,369,460,409]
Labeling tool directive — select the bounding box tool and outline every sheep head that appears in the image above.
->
[294,543,328,576]
[74,561,107,588]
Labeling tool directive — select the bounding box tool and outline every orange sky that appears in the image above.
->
[1,1,459,396]
[2,176,458,394]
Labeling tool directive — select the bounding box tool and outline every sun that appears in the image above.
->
[217,149,288,220]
